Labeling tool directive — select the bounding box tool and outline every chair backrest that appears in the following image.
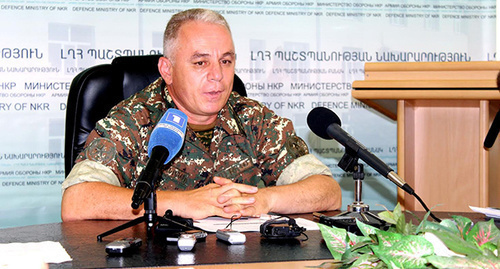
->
[64,55,247,176]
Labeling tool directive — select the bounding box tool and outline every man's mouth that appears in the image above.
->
[204,90,224,97]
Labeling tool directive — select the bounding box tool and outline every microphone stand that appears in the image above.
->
[318,149,387,235]
[97,187,158,241]
[97,146,169,241]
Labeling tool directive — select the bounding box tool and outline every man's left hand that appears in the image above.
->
[214,176,271,217]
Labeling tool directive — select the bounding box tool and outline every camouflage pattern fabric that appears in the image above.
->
[77,77,309,191]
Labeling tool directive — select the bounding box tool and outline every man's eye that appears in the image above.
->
[221,59,232,65]
[194,61,205,66]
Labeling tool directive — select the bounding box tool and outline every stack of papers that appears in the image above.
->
[469,206,500,219]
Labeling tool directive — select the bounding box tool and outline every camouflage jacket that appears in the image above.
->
[77,78,310,190]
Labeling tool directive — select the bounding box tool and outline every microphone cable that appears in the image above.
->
[392,179,441,222]
[412,191,441,222]
[484,109,500,148]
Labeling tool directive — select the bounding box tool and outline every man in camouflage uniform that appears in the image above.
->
[61,8,341,221]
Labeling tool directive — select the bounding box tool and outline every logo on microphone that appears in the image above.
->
[166,111,186,128]
[154,109,188,139]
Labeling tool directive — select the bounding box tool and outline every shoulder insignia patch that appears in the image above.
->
[285,135,309,159]
[85,137,117,165]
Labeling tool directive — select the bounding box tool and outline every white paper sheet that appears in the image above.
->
[0,241,72,267]
[193,215,319,233]
[469,206,500,219]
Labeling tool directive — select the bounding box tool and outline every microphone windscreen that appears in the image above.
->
[307,107,341,140]
[148,108,188,164]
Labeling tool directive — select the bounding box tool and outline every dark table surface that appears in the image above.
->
[0,210,494,268]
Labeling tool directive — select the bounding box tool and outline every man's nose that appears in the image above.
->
[208,63,223,82]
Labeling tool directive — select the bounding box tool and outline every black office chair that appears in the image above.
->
[64,55,247,176]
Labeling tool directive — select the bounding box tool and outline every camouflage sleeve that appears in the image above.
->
[74,80,166,188]
[243,102,311,186]
[61,159,121,193]
[75,104,155,188]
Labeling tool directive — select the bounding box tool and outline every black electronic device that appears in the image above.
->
[314,212,388,235]
[260,217,306,239]
[105,237,142,255]
[155,210,196,237]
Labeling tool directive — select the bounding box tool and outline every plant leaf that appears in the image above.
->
[347,231,374,254]
[466,218,500,250]
[356,220,381,237]
[415,209,433,235]
[392,203,403,221]
[423,232,465,257]
[374,229,403,248]
[342,232,373,264]
[378,209,398,226]
[439,218,461,236]
[370,235,433,268]
[422,228,483,256]
[421,219,459,235]
[452,215,473,239]
[348,231,372,246]
[318,223,348,261]
[392,205,408,235]
[349,253,381,269]
[478,242,498,257]
[377,203,404,227]
[341,246,361,265]
[317,203,500,268]
[427,254,500,269]
[402,220,418,236]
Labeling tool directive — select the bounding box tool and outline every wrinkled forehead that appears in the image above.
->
[176,21,235,57]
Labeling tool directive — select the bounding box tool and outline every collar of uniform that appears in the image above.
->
[159,78,176,110]
[216,93,246,137]
[140,77,176,114]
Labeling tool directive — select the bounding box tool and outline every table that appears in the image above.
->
[0,211,493,268]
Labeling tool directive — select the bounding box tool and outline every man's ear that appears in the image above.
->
[158,56,173,85]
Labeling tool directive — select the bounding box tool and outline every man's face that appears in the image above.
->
[160,21,236,125]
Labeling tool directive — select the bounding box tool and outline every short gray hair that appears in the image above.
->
[163,9,232,62]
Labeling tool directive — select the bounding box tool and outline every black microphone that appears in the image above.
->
[307,107,414,195]
[131,108,188,209]
[484,109,500,148]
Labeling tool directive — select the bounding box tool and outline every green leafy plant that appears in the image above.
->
[318,204,500,268]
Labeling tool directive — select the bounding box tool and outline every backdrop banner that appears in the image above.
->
[0,0,496,228]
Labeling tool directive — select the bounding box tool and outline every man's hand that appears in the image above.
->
[160,177,258,220]
[213,176,271,218]
[213,174,342,218]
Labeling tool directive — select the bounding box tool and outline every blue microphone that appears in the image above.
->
[147,108,188,164]
[131,108,187,209]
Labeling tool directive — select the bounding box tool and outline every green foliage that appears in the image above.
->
[318,204,500,268]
